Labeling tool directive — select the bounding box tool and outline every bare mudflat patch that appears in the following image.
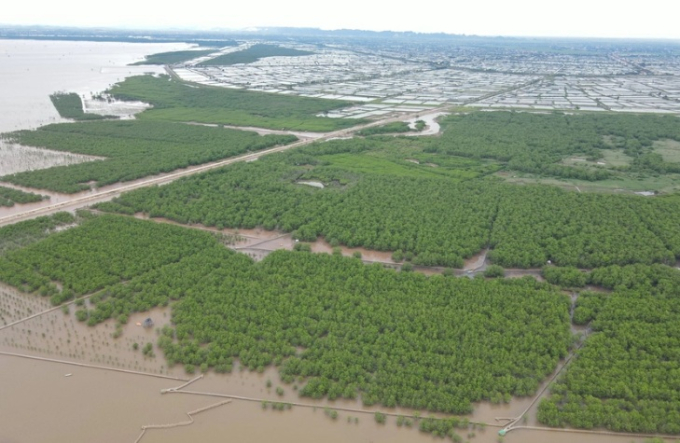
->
[0,140,102,176]
[463,249,488,271]
[83,97,152,119]
[0,301,177,377]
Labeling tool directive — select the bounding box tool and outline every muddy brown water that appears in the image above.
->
[0,353,652,443]
[0,355,208,443]
[0,39,189,134]
[0,277,658,443]
[0,299,178,376]
[463,248,488,271]
[0,283,53,326]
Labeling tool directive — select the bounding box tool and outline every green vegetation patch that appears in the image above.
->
[356,122,412,136]
[539,264,680,434]
[49,93,113,121]
[0,185,44,207]
[98,137,680,269]
[79,242,570,413]
[318,153,478,181]
[109,75,363,131]
[97,146,499,268]
[561,149,633,169]
[199,44,313,66]
[499,171,680,195]
[0,212,75,255]
[0,120,295,193]
[132,49,215,65]
[541,266,587,288]
[653,139,680,163]
[428,111,680,182]
[0,214,219,302]
[488,186,677,268]
[0,214,571,414]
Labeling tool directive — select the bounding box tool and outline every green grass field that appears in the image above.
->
[653,139,680,162]
[498,170,680,194]
[110,75,364,131]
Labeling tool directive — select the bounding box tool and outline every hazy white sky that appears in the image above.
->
[3,0,679,39]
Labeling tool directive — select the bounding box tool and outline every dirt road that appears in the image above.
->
[0,107,450,228]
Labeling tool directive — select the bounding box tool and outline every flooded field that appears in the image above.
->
[0,39,189,133]
[0,283,52,326]
[0,259,664,443]
[0,275,539,443]
[0,282,177,375]
[0,139,101,176]
[0,350,659,443]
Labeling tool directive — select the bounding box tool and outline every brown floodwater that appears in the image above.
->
[0,354,656,443]
[0,280,663,443]
[0,283,53,327]
[0,355,207,443]
[0,299,178,376]
[0,39,189,134]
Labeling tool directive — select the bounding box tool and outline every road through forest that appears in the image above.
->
[0,106,450,228]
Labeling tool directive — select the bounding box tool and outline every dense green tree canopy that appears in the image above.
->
[1,121,295,193]
[539,264,680,434]
[98,142,680,269]
[109,75,362,131]
[0,215,571,414]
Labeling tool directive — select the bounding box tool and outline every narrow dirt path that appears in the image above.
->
[500,329,589,435]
